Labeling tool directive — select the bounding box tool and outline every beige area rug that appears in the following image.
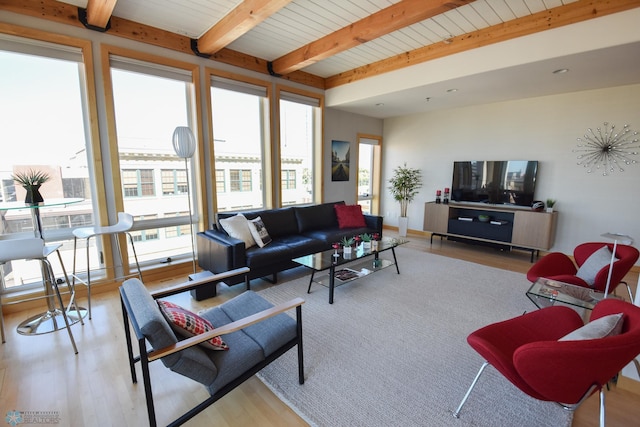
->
[256,246,573,427]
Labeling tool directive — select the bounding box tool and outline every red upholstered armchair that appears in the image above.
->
[453,299,640,427]
[526,242,639,299]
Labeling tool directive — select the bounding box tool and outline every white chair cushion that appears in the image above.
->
[219,214,255,248]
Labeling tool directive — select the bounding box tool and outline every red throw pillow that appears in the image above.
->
[335,204,366,229]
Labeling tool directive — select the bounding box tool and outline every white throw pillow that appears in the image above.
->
[247,216,272,248]
[559,313,624,341]
[219,214,255,248]
[575,246,612,286]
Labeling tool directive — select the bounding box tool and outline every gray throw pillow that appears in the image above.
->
[559,313,624,341]
[575,246,612,286]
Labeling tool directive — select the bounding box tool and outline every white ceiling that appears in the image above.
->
[57,0,640,118]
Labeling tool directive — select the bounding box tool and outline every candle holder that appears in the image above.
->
[435,190,442,204]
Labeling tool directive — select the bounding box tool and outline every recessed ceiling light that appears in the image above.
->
[553,68,569,74]
[446,88,458,93]
[375,103,385,107]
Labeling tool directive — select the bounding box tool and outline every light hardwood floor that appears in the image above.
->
[0,233,638,426]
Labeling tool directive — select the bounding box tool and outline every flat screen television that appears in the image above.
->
[451,160,538,207]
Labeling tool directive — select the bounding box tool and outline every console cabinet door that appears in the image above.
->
[512,211,557,250]
[423,202,449,234]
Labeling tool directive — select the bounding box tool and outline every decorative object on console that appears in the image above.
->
[477,214,490,223]
[546,199,556,213]
[389,163,422,237]
[12,169,50,205]
[172,126,207,285]
[443,187,450,204]
[531,200,545,212]
[435,189,441,204]
[574,122,639,175]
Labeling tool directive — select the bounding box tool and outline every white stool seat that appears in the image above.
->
[71,212,141,319]
[0,237,81,353]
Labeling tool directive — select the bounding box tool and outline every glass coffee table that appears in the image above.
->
[526,277,606,311]
[293,238,407,304]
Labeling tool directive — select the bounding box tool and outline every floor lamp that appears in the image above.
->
[600,232,634,297]
[172,126,199,279]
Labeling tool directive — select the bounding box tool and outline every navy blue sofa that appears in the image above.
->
[196,201,383,299]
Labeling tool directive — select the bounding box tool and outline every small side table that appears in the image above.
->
[526,277,604,312]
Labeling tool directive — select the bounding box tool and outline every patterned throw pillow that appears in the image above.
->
[248,216,272,248]
[157,300,229,351]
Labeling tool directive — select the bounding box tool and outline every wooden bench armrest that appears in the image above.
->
[150,267,250,299]
[149,297,304,361]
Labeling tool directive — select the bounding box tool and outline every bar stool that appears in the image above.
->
[71,212,142,319]
[0,237,81,353]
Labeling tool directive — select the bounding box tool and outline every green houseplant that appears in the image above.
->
[546,198,556,213]
[388,163,422,236]
[12,169,51,205]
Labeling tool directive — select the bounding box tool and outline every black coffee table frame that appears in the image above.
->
[293,238,405,304]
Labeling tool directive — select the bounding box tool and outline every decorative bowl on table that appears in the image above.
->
[478,214,490,223]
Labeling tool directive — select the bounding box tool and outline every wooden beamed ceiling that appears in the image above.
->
[3,0,640,91]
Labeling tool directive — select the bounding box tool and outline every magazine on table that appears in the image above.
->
[334,268,361,281]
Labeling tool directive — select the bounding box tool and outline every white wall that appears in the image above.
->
[382,83,640,258]
[324,108,383,204]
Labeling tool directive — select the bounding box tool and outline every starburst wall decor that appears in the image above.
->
[574,122,639,175]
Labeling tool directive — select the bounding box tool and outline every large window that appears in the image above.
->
[0,34,97,290]
[210,73,270,211]
[109,53,198,265]
[278,88,323,206]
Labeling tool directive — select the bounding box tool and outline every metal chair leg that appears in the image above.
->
[599,388,606,427]
[45,259,78,354]
[452,361,489,418]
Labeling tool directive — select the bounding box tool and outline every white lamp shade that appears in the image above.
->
[172,126,196,158]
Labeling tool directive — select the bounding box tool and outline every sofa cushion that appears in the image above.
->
[120,279,218,386]
[295,201,342,232]
[335,204,366,228]
[200,291,297,394]
[245,242,296,268]
[219,214,255,249]
[247,216,272,247]
[244,208,298,238]
[157,300,229,351]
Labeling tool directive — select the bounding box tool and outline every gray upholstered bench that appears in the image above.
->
[120,268,304,427]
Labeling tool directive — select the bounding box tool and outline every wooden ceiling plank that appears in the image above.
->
[86,0,118,29]
[1,0,325,89]
[270,0,473,75]
[197,0,294,55]
[325,0,640,88]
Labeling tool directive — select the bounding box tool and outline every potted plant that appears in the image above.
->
[388,163,422,237]
[341,236,355,255]
[546,199,556,213]
[360,233,372,251]
[12,169,50,205]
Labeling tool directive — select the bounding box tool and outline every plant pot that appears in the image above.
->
[362,242,371,251]
[24,184,43,205]
[343,246,352,255]
[546,207,554,213]
[398,216,408,237]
